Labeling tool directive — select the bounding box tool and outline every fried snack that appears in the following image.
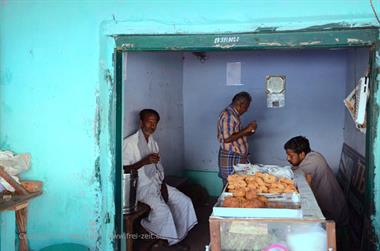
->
[251,199,265,208]
[245,188,257,200]
[245,176,256,183]
[227,172,298,197]
[270,182,285,190]
[238,197,263,208]
[262,173,277,183]
[279,178,295,186]
[257,195,268,203]
[284,185,297,193]
[228,181,246,190]
[232,188,246,197]
[266,201,286,208]
[228,184,236,190]
[228,174,245,182]
[247,182,258,189]
[228,176,242,191]
[227,176,247,192]
[269,188,283,194]
[256,177,265,186]
[241,199,256,208]
[223,196,240,207]
[283,188,293,193]
[236,180,247,188]
[257,185,268,193]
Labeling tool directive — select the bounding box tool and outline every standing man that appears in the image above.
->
[123,109,197,248]
[284,136,349,250]
[217,91,257,186]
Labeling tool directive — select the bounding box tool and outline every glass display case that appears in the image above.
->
[209,169,336,251]
[209,217,335,251]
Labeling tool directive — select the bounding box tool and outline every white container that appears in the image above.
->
[287,224,327,251]
[212,193,303,219]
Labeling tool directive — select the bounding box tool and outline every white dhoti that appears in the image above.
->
[138,184,197,245]
[123,129,198,245]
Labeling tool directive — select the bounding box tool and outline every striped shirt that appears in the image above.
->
[217,105,249,156]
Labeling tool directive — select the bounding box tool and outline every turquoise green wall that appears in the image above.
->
[373,49,380,244]
[0,1,379,250]
[0,211,15,251]
[184,170,223,197]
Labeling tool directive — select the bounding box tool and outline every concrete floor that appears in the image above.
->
[134,197,216,251]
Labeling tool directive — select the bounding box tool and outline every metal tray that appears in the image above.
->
[212,192,303,218]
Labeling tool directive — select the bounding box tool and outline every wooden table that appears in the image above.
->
[123,202,150,251]
[0,191,43,251]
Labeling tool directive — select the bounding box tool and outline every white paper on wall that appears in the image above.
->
[226,62,242,86]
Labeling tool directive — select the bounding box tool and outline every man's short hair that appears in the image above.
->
[232,91,252,104]
[139,109,160,122]
[284,136,311,154]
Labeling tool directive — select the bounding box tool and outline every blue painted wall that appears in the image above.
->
[121,49,368,197]
[123,52,184,175]
[183,50,347,172]
[0,1,379,250]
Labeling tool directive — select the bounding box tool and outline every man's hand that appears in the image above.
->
[124,153,160,173]
[143,153,160,165]
[161,182,169,203]
[243,121,257,135]
[240,155,249,164]
[223,121,258,143]
[248,121,257,131]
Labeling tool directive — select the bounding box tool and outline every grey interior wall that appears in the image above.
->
[343,48,369,157]
[183,50,348,172]
[123,52,184,175]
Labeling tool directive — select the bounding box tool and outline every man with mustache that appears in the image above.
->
[123,109,197,250]
[284,136,349,250]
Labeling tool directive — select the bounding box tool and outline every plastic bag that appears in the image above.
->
[234,163,293,179]
[0,151,31,192]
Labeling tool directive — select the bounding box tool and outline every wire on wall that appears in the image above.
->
[370,0,380,25]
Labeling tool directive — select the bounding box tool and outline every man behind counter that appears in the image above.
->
[284,136,349,250]
[217,91,257,187]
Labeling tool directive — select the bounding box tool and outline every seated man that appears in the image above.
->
[123,109,197,247]
[284,136,349,250]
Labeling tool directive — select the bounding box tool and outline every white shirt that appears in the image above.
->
[122,129,164,189]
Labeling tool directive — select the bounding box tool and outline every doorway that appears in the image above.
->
[114,27,379,251]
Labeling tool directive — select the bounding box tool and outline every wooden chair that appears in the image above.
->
[124,202,151,251]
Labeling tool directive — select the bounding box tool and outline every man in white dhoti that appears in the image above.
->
[123,109,197,248]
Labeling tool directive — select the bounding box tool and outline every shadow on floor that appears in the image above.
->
[134,197,216,251]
